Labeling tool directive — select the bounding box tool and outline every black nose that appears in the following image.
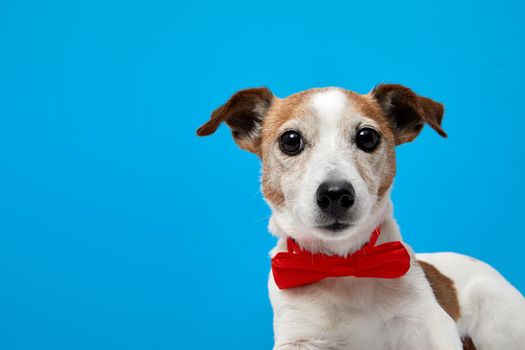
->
[316,180,355,217]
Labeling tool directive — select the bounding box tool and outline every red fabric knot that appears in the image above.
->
[271,227,410,289]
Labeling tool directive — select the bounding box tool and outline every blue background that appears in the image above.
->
[1,0,524,349]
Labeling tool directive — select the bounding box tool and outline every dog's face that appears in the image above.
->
[198,85,446,242]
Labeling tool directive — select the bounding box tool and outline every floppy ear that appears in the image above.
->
[371,84,447,145]
[196,87,274,154]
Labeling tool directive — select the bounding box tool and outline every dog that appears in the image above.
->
[197,85,525,349]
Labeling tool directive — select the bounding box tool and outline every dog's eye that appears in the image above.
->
[279,130,304,156]
[356,127,381,152]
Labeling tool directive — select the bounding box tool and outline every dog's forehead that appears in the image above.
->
[262,87,387,143]
[309,89,349,123]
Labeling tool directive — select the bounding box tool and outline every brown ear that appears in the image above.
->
[371,84,447,145]
[196,87,274,154]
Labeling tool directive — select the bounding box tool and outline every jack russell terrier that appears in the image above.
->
[197,85,525,350]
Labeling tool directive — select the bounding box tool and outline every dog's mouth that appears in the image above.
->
[317,222,351,232]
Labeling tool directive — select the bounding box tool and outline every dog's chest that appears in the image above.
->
[271,274,418,346]
[326,278,411,345]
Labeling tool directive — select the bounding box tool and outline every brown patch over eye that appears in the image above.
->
[343,91,398,198]
[259,90,320,207]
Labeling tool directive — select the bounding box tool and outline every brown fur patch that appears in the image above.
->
[196,87,273,155]
[418,260,461,321]
[345,91,397,198]
[371,84,447,144]
[263,187,285,206]
[259,89,322,207]
[462,337,477,350]
[261,174,285,207]
[260,88,322,149]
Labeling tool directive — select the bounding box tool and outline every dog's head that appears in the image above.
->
[197,85,445,243]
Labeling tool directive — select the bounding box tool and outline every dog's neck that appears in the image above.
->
[268,197,403,257]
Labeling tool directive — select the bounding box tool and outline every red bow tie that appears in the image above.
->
[271,227,411,289]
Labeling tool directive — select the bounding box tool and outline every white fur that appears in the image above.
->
[417,252,525,349]
[265,89,525,349]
